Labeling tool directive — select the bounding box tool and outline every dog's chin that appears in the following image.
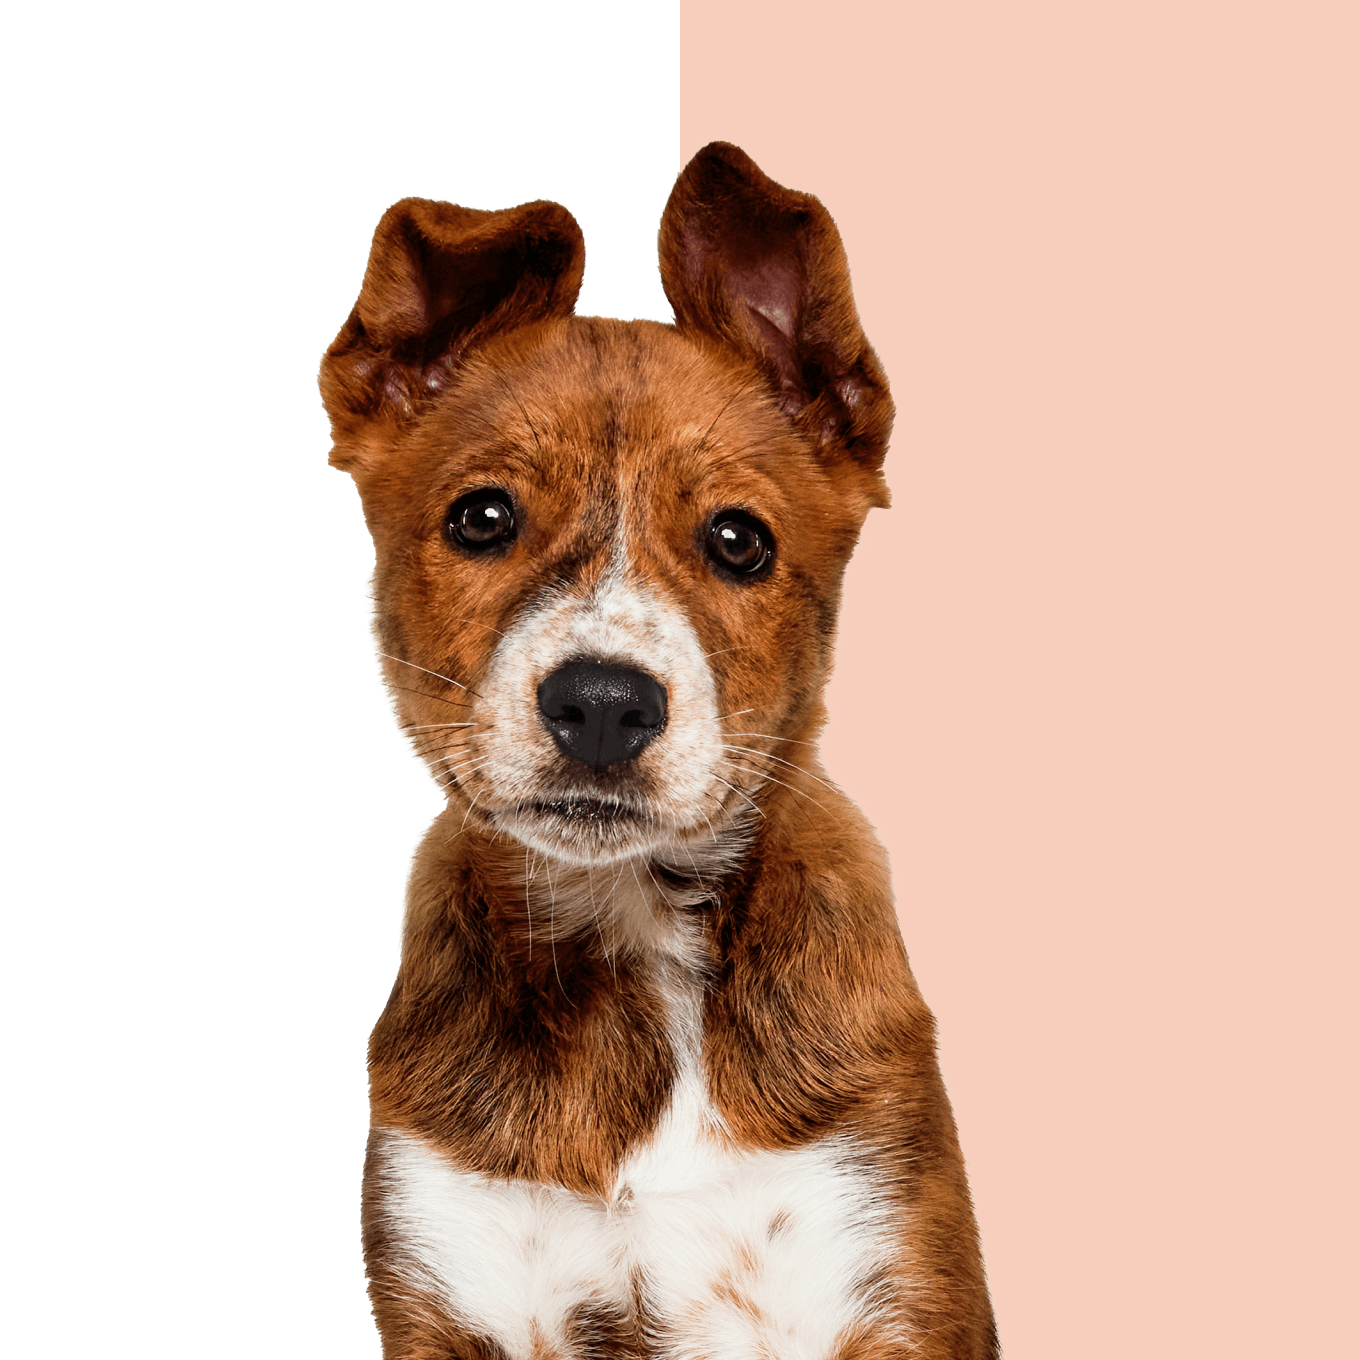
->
[492,797,682,867]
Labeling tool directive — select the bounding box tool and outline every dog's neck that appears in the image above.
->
[518,840,740,959]
[405,742,846,978]
[436,813,752,962]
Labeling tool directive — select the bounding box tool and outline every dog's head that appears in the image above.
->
[320,144,892,868]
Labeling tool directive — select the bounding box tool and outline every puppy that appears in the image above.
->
[320,142,996,1360]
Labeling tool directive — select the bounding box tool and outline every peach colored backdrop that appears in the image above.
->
[683,3,1358,1356]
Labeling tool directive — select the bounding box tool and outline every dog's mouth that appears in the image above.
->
[530,797,639,824]
[488,792,675,866]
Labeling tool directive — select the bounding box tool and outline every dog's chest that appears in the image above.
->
[373,935,903,1359]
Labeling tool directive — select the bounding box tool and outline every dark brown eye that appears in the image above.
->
[705,510,774,578]
[446,489,516,553]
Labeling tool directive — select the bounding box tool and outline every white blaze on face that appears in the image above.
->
[471,544,725,864]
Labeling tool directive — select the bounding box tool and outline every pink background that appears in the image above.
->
[684,3,1358,1356]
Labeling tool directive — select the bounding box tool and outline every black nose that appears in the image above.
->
[537,661,668,771]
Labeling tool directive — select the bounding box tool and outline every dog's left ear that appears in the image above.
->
[659,143,893,480]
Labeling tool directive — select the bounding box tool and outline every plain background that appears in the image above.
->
[3,3,1355,1357]
[683,3,1358,1357]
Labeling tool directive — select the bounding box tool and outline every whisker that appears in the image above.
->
[608,858,630,958]
[720,744,841,795]
[435,756,489,777]
[677,841,709,893]
[459,791,484,833]
[639,856,669,904]
[720,757,828,815]
[523,847,534,958]
[406,722,478,731]
[413,737,472,762]
[380,653,482,699]
[402,739,456,761]
[584,867,616,979]
[544,858,573,1006]
[429,739,484,761]
[437,758,491,788]
[725,731,817,747]
[711,774,765,819]
[389,682,472,711]
[629,857,664,931]
[450,617,507,639]
[695,374,762,450]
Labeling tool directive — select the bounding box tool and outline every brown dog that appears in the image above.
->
[320,142,996,1359]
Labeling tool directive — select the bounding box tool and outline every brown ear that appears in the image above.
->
[321,197,585,466]
[659,143,892,472]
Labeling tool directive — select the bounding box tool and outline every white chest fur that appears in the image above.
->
[372,920,906,1359]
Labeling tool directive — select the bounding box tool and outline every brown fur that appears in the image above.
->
[323,143,996,1358]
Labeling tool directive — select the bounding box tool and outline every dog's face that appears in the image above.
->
[321,145,893,867]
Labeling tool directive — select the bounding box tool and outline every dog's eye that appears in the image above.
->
[706,511,774,578]
[446,489,517,553]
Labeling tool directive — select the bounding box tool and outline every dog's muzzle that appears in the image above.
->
[537,661,667,771]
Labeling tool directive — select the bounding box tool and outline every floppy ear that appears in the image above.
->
[320,197,585,467]
[659,143,893,474]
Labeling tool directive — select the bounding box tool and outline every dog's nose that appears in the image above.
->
[537,661,668,771]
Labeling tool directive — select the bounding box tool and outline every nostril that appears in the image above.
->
[619,708,652,729]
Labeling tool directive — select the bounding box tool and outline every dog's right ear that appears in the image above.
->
[320,197,585,469]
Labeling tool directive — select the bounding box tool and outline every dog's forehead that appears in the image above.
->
[426,318,808,508]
